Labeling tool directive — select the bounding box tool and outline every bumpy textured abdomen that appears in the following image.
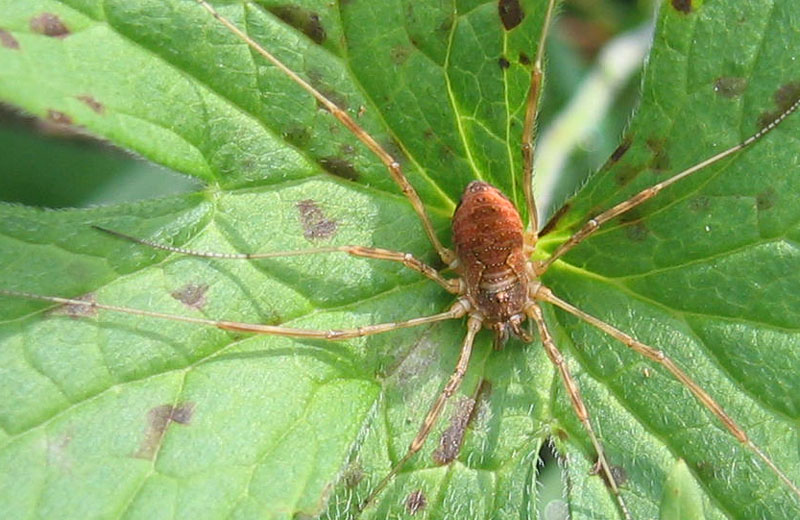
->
[451,181,528,325]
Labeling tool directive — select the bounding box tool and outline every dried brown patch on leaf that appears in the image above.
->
[0,28,19,49]
[319,156,359,181]
[714,77,748,98]
[170,283,209,310]
[498,0,524,31]
[432,395,476,465]
[609,137,633,163]
[518,52,531,66]
[296,199,338,240]
[30,13,70,38]
[498,56,510,69]
[671,0,694,15]
[758,81,800,129]
[759,82,800,128]
[405,489,427,515]
[76,95,105,114]
[135,402,196,460]
[267,5,326,45]
[46,109,73,126]
[49,292,97,318]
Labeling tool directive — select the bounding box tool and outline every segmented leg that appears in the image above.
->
[93,227,460,294]
[527,303,632,520]
[535,94,800,275]
[360,315,483,509]
[536,286,800,502]
[1,289,469,340]
[194,0,454,265]
[522,0,558,243]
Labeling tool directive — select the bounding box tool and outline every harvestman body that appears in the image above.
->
[3,0,800,518]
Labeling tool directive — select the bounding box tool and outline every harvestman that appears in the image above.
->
[3,0,800,517]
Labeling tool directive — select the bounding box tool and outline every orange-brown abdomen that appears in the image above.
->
[452,181,528,329]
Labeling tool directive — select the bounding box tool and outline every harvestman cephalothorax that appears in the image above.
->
[1,0,800,518]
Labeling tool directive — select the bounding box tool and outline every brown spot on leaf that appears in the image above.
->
[76,94,105,114]
[671,0,693,14]
[319,156,359,181]
[540,203,571,237]
[296,199,338,240]
[307,70,348,111]
[688,196,710,212]
[0,28,19,49]
[758,81,800,129]
[30,13,70,38]
[405,489,427,515]
[49,293,97,318]
[614,164,644,187]
[46,109,72,126]
[135,402,196,460]
[609,137,633,163]
[498,0,524,30]
[432,395,476,465]
[774,81,800,110]
[646,137,669,172]
[756,188,776,211]
[625,221,649,242]
[170,283,209,310]
[390,44,412,65]
[498,56,510,69]
[714,77,747,98]
[518,52,531,66]
[267,5,326,44]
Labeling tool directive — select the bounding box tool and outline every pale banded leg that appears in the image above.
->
[536,285,800,502]
[0,289,469,340]
[194,0,454,265]
[527,302,632,520]
[522,0,558,242]
[535,94,800,275]
[360,315,483,509]
[93,227,460,294]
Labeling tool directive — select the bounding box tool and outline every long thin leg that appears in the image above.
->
[527,303,632,520]
[194,0,454,265]
[521,0,558,241]
[1,289,469,340]
[536,94,800,274]
[536,285,800,502]
[93,227,460,294]
[360,315,483,509]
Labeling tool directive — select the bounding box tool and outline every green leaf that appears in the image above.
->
[0,1,798,519]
